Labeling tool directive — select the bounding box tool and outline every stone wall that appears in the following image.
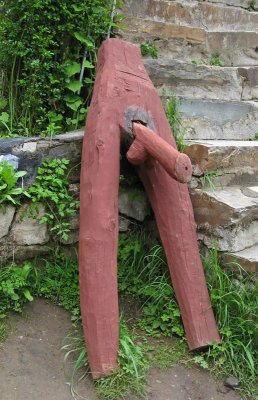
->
[0,130,151,262]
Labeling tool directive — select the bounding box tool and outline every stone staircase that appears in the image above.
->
[118,0,258,273]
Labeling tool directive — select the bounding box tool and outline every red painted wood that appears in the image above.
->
[128,122,192,183]
[79,38,220,378]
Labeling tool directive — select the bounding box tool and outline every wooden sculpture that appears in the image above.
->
[79,38,220,379]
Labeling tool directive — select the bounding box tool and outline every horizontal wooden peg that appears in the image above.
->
[127,122,192,183]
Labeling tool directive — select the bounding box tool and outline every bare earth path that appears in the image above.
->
[0,299,242,400]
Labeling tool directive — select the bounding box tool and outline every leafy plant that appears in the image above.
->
[118,233,184,338]
[200,170,221,190]
[0,161,29,206]
[210,52,224,67]
[140,42,158,58]
[0,0,120,137]
[37,249,80,321]
[29,158,79,242]
[62,316,148,399]
[163,91,186,152]
[0,262,36,316]
[202,247,258,398]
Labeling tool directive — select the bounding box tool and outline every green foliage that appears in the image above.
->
[29,158,79,241]
[37,250,80,321]
[118,233,184,338]
[210,52,224,67]
[163,92,186,152]
[62,317,148,399]
[0,0,119,137]
[0,262,36,316]
[0,320,7,342]
[96,318,148,399]
[201,248,258,398]
[0,161,29,206]
[140,42,158,58]
[200,170,221,190]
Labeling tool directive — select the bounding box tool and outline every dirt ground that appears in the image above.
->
[0,299,242,400]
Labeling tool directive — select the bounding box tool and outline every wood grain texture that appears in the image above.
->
[128,122,192,183]
[79,38,220,378]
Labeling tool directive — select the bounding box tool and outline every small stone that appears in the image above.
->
[224,376,240,389]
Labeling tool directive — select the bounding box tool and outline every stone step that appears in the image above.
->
[185,140,258,187]
[191,186,258,252]
[121,0,258,32]
[220,244,258,273]
[144,60,258,101]
[176,99,258,140]
[118,18,258,66]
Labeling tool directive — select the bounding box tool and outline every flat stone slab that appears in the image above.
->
[221,244,258,273]
[145,60,258,102]
[242,186,258,198]
[185,140,258,180]
[121,0,258,32]
[179,100,258,140]
[118,17,258,66]
[144,59,242,101]
[191,187,258,252]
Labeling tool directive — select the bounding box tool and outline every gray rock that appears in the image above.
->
[121,0,257,30]
[0,154,19,169]
[144,59,242,101]
[224,376,240,389]
[221,244,258,273]
[191,187,258,252]
[119,216,131,232]
[0,206,15,239]
[180,100,258,140]
[11,203,49,245]
[119,189,150,222]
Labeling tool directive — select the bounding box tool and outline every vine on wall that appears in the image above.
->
[0,0,120,138]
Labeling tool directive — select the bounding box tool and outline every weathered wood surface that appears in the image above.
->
[79,38,220,378]
[128,122,192,183]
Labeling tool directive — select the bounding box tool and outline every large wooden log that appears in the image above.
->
[79,38,220,379]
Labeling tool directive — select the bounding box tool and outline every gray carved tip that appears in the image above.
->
[121,106,156,149]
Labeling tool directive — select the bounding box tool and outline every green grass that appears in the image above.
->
[0,237,257,399]
[62,317,149,399]
[163,91,186,152]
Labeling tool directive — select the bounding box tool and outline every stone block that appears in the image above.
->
[145,59,242,101]
[118,189,150,222]
[122,0,258,32]
[220,244,258,273]
[185,140,258,177]
[179,100,258,140]
[0,206,15,239]
[191,187,258,252]
[11,203,49,245]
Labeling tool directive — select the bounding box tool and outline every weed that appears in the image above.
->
[0,161,30,207]
[0,262,36,316]
[37,249,80,321]
[0,320,7,342]
[62,317,148,399]
[29,158,79,242]
[140,42,158,58]
[202,247,258,398]
[255,133,258,140]
[163,91,186,152]
[0,1,120,137]
[210,52,224,67]
[200,170,221,190]
[118,233,184,338]
[191,59,205,65]
[149,338,188,369]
